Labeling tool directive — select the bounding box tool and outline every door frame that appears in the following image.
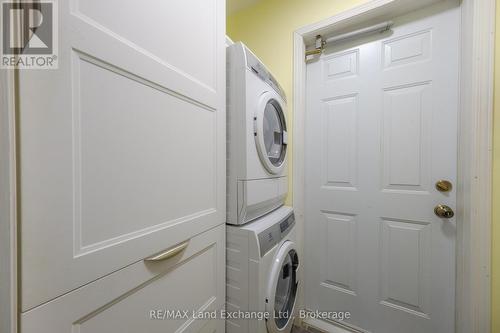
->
[0,68,17,333]
[292,0,494,332]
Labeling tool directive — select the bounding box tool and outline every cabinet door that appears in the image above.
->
[21,225,225,333]
[19,0,225,310]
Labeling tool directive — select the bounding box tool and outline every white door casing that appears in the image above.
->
[19,0,225,310]
[304,2,459,332]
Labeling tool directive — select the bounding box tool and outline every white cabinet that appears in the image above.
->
[15,0,226,332]
[21,224,225,333]
[18,0,225,314]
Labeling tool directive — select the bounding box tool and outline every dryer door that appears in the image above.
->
[255,92,287,175]
[266,241,299,333]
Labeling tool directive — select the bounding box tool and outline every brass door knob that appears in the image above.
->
[434,205,454,218]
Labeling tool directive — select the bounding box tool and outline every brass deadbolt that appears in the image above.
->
[435,180,452,192]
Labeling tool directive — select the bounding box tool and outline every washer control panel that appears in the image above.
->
[257,211,295,257]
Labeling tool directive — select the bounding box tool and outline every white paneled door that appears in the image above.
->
[19,0,225,311]
[304,3,459,333]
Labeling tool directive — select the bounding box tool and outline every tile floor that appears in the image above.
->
[291,326,317,333]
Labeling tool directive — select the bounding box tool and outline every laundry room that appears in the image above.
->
[0,0,498,333]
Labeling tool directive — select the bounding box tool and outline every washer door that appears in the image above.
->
[255,92,287,174]
[266,241,299,333]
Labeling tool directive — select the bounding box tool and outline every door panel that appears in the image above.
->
[19,0,225,310]
[321,212,357,295]
[305,2,458,332]
[382,82,432,192]
[379,218,431,317]
[323,95,358,189]
[21,225,225,333]
[382,30,431,69]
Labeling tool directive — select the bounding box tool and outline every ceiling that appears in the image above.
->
[227,0,261,15]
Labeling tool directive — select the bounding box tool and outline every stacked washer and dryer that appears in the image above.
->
[225,41,300,333]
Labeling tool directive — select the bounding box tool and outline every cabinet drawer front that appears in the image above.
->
[21,225,225,333]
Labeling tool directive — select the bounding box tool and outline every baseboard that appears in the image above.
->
[301,316,369,333]
[299,317,351,333]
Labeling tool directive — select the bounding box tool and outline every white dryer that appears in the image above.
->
[226,206,299,333]
[226,42,288,225]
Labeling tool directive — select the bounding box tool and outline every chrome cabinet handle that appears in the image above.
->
[144,241,189,262]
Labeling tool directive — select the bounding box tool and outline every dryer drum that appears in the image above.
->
[256,95,288,176]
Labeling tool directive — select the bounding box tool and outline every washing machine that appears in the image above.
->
[226,206,299,333]
[226,42,288,225]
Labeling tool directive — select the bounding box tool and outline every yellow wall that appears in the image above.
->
[492,1,500,331]
[227,0,369,206]
[228,0,499,331]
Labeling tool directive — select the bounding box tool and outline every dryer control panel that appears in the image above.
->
[257,211,295,257]
[245,46,287,103]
